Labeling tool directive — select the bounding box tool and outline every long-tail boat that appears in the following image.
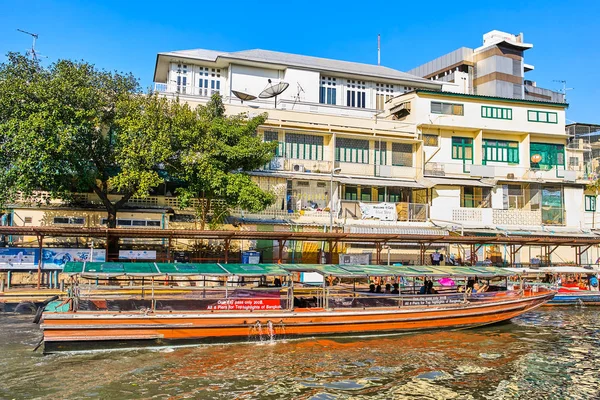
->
[40,262,555,353]
[506,266,600,306]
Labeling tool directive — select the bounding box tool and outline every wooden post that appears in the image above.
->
[36,234,44,289]
[328,240,333,264]
[224,239,230,264]
[166,236,172,263]
[376,242,382,265]
[278,239,284,263]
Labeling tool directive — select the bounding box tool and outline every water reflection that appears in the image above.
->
[1,308,599,399]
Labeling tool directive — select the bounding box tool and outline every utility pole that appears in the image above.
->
[17,29,39,61]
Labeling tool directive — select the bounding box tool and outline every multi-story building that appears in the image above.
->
[407,30,565,103]
[2,46,596,265]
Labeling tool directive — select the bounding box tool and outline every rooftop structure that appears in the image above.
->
[153,48,443,118]
[407,30,564,103]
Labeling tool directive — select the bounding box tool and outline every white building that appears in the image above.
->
[5,45,595,266]
[408,30,565,103]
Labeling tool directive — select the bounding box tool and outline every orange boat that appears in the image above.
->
[40,263,555,353]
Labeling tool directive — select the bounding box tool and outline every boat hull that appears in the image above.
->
[545,292,600,306]
[41,290,554,353]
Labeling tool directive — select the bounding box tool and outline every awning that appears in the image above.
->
[348,226,449,236]
[424,177,495,188]
[337,177,424,188]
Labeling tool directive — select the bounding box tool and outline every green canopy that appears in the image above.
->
[62,262,512,278]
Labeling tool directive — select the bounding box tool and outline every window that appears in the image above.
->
[374,142,387,165]
[319,76,337,105]
[344,185,358,200]
[175,63,188,94]
[336,137,369,164]
[481,106,512,120]
[527,110,558,124]
[360,187,372,202]
[451,137,473,160]
[264,131,283,156]
[375,83,394,110]
[530,143,565,169]
[462,187,491,208]
[391,143,413,167]
[101,218,161,227]
[285,133,324,160]
[431,101,464,116]
[504,185,525,209]
[482,140,519,164]
[423,134,439,147]
[296,181,310,187]
[569,157,579,167]
[586,195,596,212]
[198,67,221,97]
[346,80,366,108]
[53,217,85,225]
[24,217,32,224]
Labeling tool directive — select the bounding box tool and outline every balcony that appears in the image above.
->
[263,158,333,174]
[340,201,429,222]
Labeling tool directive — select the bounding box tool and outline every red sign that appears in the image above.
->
[207,298,282,311]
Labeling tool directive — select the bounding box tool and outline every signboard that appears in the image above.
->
[340,253,371,265]
[206,298,282,311]
[401,294,464,307]
[359,202,397,221]
[0,248,37,266]
[0,247,107,270]
[118,250,157,260]
[41,248,106,269]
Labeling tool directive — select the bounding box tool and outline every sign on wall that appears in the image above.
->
[119,250,157,260]
[0,248,37,266]
[0,247,107,270]
[42,248,106,269]
[359,202,397,221]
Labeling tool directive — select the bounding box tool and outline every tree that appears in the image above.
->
[0,53,194,252]
[171,94,277,229]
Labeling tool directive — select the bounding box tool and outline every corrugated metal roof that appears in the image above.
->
[158,48,440,86]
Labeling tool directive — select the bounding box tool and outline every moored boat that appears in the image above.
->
[40,263,555,353]
[506,266,600,306]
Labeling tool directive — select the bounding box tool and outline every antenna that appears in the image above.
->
[553,80,573,102]
[292,82,305,110]
[377,34,381,66]
[17,29,40,61]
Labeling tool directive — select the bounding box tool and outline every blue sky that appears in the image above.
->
[1,0,598,123]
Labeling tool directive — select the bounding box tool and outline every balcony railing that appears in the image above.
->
[340,201,429,222]
[263,158,333,174]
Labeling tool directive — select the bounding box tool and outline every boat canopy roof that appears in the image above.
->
[541,266,597,274]
[63,262,512,278]
[503,267,544,274]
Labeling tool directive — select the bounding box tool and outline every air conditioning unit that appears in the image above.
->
[293,164,305,172]
[506,173,515,179]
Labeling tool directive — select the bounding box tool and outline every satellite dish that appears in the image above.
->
[259,82,289,99]
[259,79,289,108]
[232,90,257,103]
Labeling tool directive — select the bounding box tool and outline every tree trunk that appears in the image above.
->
[93,185,133,260]
[199,197,211,231]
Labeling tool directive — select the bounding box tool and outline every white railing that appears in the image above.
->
[492,209,541,226]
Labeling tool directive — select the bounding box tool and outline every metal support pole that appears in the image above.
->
[36,234,44,289]
[376,242,381,265]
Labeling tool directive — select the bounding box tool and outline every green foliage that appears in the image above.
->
[171,94,277,228]
[0,55,276,232]
[0,54,195,226]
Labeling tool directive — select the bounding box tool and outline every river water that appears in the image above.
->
[1,308,599,400]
